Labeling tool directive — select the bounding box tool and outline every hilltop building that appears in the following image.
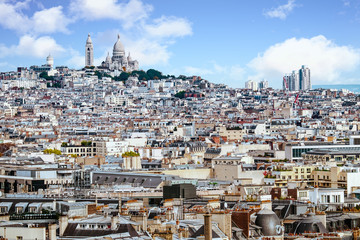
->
[85,33,139,72]
[101,34,139,72]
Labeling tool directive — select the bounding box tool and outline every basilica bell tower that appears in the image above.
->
[85,34,94,67]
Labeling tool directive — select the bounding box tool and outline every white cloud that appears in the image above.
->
[69,0,153,28]
[144,16,192,38]
[0,1,71,34]
[125,38,171,66]
[248,35,360,84]
[0,0,30,33]
[32,6,71,34]
[0,35,65,58]
[264,0,297,20]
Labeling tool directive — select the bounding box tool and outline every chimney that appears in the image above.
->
[232,211,250,238]
[118,196,122,214]
[111,215,117,230]
[316,211,326,228]
[142,211,148,231]
[48,223,57,240]
[59,215,68,237]
[204,211,212,240]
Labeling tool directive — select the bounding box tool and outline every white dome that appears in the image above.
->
[47,54,53,61]
[113,34,125,56]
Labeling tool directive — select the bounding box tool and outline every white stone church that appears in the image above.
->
[85,34,139,72]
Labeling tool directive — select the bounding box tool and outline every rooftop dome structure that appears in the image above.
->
[113,34,125,57]
[294,213,328,234]
[46,53,53,61]
[255,208,282,236]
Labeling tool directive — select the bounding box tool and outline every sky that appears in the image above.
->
[0,0,360,88]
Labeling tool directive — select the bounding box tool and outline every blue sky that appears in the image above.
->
[0,0,360,88]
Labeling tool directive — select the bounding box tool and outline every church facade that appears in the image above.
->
[85,34,139,72]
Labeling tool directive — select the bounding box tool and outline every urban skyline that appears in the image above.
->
[0,0,360,88]
[2,1,360,239]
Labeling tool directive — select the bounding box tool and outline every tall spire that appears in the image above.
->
[85,33,94,67]
[86,33,92,43]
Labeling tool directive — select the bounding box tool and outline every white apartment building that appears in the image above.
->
[95,140,129,156]
[308,188,344,211]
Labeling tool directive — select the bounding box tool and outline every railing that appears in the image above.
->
[10,213,57,220]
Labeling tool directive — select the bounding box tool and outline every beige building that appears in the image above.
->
[268,165,316,187]
[61,144,96,157]
[123,156,141,170]
[217,126,245,141]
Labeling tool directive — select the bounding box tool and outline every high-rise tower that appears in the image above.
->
[283,66,310,91]
[85,34,94,67]
[299,65,311,90]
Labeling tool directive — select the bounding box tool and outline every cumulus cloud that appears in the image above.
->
[32,6,71,34]
[144,16,192,38]
[0,35,65,58]
[69,0,153,28]
[264,0,297,20]
[0,1,71,34]
[122,37,171,66]
[248,35,360,84]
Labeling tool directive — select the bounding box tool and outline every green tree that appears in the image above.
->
[131,70,149,81]
[146,69,163,80]
[61,142,68,147]
[119,72,130,81]
[174,91,186,99]
[81,141,92,146]
[178,75,187,80]
[39,72,54,81]
[43,149,62,155]
[122,151,140,157]
[94,71,103,79]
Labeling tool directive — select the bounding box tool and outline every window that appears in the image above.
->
[16,237,23,240]
[335,156,342,161]
[299,192,307,198]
